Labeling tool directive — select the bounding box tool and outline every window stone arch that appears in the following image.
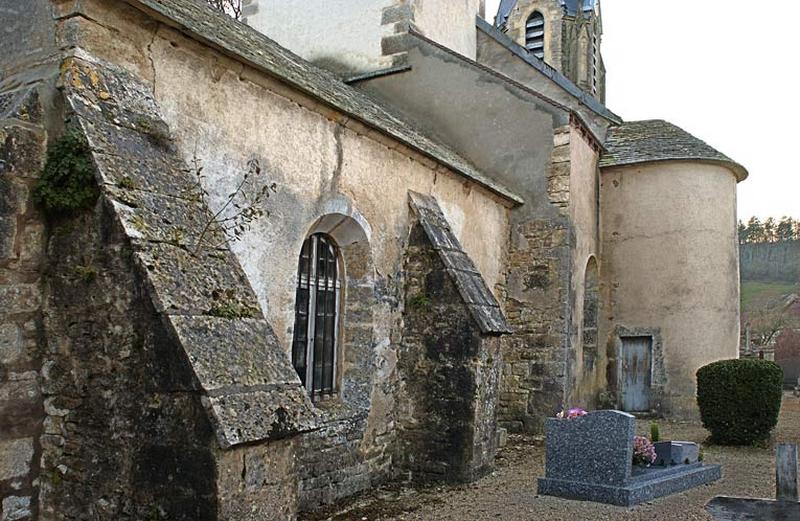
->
[291,211,376,408]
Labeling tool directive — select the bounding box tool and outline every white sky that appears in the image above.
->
[483,0,799,221]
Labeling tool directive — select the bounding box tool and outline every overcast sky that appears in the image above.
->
[483,0,799,221]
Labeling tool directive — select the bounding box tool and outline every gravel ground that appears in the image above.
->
[305,393,800,521]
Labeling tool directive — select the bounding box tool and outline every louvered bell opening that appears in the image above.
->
[525,12,545,60]
[526,28,544,39]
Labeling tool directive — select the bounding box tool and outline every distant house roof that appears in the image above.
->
[496,0,596,28]
[599,120,748,181]
[122,0,523,205]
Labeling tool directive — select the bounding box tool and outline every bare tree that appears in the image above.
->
[746,294,800,347]
[207,0,243,20]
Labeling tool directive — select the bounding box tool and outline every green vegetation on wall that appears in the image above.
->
[33,129,99,216]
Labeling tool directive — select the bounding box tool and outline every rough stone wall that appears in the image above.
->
[38,196,219,521]
[0,89,48,521]
[501,218,571,432]
[498,127,575,433]
[398,220,502,482]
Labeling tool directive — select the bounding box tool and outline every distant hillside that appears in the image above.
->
[740,240,800,283]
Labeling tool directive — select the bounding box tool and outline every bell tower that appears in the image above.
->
[497,0,606,102]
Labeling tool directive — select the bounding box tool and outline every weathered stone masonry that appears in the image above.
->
[398,192,509,483]
[498,127,573,433]
[0,55,322,520]
[0,89,48,521]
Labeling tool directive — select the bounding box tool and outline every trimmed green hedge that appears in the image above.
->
[697,359,783,445]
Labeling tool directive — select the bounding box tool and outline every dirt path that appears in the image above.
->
[306,393,800,521]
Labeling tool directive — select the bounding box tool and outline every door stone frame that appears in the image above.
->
[609,326,666,414]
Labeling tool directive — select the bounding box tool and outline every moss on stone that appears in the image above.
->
[33,130,99,216]
[207,300,258,320]
[73,265,98,283]
[407,293,431,311]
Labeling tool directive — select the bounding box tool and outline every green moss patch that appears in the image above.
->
[33,129,99,216]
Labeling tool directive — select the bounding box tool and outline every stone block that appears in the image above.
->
[132,242,259,315]
[166,316,300,392]
[0,285,40,316]
[203,386,318,449]
[0,438,34,481]
[0,216,16,261]
[1,495,31,521]
[654,441,699,466]
[0,323,22,364]
[17,224,43,265]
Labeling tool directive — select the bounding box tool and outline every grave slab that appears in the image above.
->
[537,410,721,506]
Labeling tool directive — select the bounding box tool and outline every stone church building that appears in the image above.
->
[0,0,746,519]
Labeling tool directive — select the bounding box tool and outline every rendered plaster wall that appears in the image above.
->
[409,0,485,60]
[63,0,511,509]
[566,126,601,408]
[245,0,485,75]
[599,162,741,417]
[244,0,396,75]
[475,26,611,140]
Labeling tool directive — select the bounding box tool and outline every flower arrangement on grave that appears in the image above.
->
[556,407,587,419]
[632,435,657,466]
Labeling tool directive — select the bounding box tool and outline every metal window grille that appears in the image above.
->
[291,233,340,400]
[525,11,545,59]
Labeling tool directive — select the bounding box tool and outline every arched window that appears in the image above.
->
[291,233,340,400]
[525,11,545,59]
[582,257,599,370]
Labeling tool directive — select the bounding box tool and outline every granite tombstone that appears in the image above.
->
[538,410,721,506]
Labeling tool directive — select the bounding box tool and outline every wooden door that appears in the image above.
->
[621,336,652,412]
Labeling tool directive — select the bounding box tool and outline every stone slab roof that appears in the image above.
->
[122,0,523,205]
[62,55,318,449]
[408,191,513,335]
[599,120,748,181]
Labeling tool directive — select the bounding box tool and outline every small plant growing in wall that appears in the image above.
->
[189,154,277,256]
[33,129,99,216]
[407,293,432,311]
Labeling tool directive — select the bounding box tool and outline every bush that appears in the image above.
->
[697,359,783,445]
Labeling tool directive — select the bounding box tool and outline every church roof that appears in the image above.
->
[600,120,748,181]
[496,0,596,28]
[121,0,524,205]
